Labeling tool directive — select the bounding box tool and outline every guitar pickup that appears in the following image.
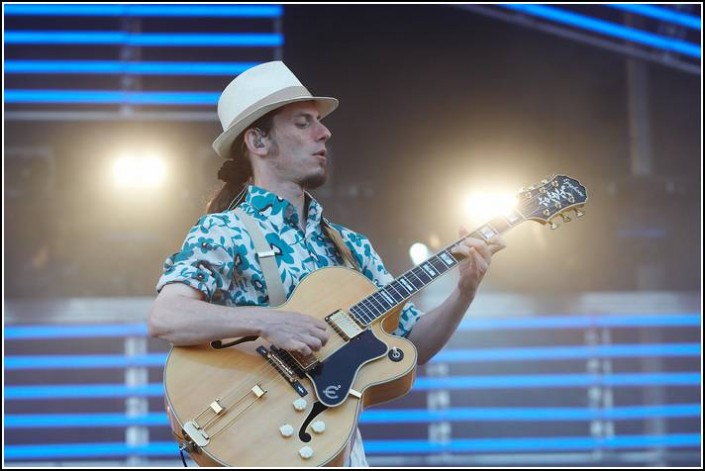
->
[326,310,364,341]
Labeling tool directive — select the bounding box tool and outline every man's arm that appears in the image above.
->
[149,283,329,355]
[407,228,505,365]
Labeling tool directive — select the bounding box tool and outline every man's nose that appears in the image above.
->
[317,122,332,141]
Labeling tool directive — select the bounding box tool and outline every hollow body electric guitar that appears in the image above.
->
[163,175,588,466]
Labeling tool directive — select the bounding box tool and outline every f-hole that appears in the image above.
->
[298,401,328,442]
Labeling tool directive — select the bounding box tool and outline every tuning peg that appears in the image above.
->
[575,209,585,218]
[561,214,572,223]
[550,221,560,230]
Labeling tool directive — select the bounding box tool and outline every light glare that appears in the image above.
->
[463,191,518,223]
[111,153,166,189]
[409,242,430,265]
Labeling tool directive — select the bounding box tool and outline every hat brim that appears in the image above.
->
[212,96,338,158]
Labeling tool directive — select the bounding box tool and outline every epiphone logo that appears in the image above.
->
[323,384,342,400]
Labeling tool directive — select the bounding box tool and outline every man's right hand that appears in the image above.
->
[255,310,330,356]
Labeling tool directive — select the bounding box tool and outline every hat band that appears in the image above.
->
[224,85,312,131]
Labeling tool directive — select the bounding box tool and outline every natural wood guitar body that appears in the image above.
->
[164,267,418,467]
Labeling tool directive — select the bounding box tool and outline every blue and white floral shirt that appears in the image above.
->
[156,185,421,337]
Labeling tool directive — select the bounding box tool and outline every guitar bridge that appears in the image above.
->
[257,346,309,397]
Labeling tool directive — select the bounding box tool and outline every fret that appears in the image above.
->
[398,277,415,293]
[362,298,382,316]
[503,210,523,226]
[420,261,437,278]
[379,289,397,306]
[370,296,386,315]
[475,224,498,242]
[429,256,450,273]
[351,304,374,324]
[405,270,425,289]
[386,282,408,300]
[371,292,391,312]
[411,267,431,284]
[438,250,457,267]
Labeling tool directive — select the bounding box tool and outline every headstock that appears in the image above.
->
[516,175,588,229]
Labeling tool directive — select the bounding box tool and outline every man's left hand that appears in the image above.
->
[450,226,506,300]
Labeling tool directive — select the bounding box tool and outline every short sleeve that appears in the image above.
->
[156,214,239,301]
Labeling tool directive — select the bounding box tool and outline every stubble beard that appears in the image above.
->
[300,170,327,190]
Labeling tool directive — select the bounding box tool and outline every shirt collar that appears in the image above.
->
[245,185,324,230]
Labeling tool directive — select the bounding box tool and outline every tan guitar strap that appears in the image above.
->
[234,209,360,307]
[322,218,360,272]
[234,208,287,306]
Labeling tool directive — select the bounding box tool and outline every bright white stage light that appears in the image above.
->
[409,242,431,265]
[111,153,166,189]
[462,191,518,223]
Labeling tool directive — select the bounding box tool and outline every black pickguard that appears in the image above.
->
[306,329,387,407]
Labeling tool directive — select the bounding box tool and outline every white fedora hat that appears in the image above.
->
[212,61,338,158]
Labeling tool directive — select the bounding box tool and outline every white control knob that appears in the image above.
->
[279,424,294,438]
[293,398,307,411]
[311,420,326,434]
[298,446,314,459]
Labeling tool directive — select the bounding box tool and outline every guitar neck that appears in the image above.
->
[348,208,526,327]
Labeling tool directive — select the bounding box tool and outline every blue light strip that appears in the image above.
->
[364,434,701,454]
[4,90,219,105]
[5,324,148,340]
[412,373,701,390]
[4,4,283,18]
[4,60,260,76]
[5,435,700,459]
[4,31,284,47]
[6,343,699,370]
[432,343,701,363]
[6,373,699,400]
[607,4,701,31]
[5,384,164,400]
[5,441,178,460]
[499,4,700,58]
[458,313,700,331]
[5,354,167,370]
[6,413,169,428]
[5,314,698,340]
[360,404,701,423]
[5,404,699,428]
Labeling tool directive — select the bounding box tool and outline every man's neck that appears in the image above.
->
[253,178,307,227]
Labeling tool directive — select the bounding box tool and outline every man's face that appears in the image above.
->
[267,101,332,189]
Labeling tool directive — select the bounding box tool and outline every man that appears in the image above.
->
[149,61,505,466]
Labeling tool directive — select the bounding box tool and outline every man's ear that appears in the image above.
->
[244,129,266,154]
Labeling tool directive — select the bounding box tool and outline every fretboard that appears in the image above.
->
[349,209,525,326]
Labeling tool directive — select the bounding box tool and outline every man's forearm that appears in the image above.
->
[149,293,263,346]
[407,288,474,365]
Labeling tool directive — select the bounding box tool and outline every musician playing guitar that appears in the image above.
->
[149,61,505,467]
